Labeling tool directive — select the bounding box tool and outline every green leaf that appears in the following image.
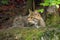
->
[56,1,60,4]
[40,0,60,6]
[40,3,49,6]
[37,9,44,13]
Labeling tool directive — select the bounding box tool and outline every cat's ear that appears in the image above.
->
[29,9,33,14]
[28,9,33,16]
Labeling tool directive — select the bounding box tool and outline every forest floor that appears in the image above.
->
[0,26,60,40]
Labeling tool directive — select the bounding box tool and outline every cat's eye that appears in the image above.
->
[31,17,32,19]
[38,15,39,16]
